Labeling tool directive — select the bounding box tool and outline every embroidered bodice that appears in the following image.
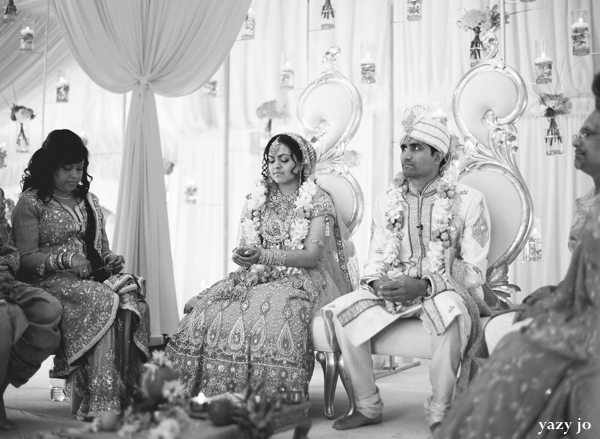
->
[260,188,300,250]
[259,187,335,251]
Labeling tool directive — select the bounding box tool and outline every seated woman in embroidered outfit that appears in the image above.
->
[166,132,357,398]
[10,129,149,420]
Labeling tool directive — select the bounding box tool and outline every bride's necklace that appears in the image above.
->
[53,192,73,200]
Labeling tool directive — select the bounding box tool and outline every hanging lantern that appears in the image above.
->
[431,108,447,126]
[571,10,590,57]
[321,0,335,30]
[534,39,552,85]
[240,8,255,40]
[184,180,197,204]
[203,79,217,97]
[522,217,542,262]
[2,0,16,23]
[360,43,376,84]
[0,142,7,168]
[56,69,70,103]
[20,19,34,53]
[280,52,294,89]
[407,0,422,22]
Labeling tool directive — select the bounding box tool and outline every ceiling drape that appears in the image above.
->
[49,0,251,335]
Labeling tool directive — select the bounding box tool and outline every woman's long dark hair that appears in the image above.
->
[261,134,305,185]
[20,129,92,203]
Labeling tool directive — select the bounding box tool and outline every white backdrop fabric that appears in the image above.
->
[0,0,598,321]
[48,0,251,334]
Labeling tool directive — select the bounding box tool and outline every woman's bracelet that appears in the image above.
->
[48,254,58,270]
[258,248,287,266]
[61,252,76,269]
[56,252,65,270]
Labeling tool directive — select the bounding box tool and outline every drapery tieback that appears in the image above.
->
[137,76,149,85]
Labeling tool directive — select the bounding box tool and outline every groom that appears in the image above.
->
[323,107,491,432]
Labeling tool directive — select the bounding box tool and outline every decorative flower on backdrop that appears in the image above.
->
[457,5,508,33]
[256,100,285,139]
[1,87,36,152]
[530,93,572,118]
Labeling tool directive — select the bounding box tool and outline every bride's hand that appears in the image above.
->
[231,247,260,267]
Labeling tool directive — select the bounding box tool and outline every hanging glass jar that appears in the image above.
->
[469,28,484,67]
[20,19,34,53]
[534,39,552,85]
[571,10,590,56]
[360,43,376,84]
[240,8,255,40]
[2,0,16,23]
[321,0,335,30]
[544,115,563,155]
[280,52,294,89]
[406,0,422,22]
[522,218,542,262]
[56,69,70,103]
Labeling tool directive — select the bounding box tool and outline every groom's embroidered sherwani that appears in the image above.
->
[323,175,491,425]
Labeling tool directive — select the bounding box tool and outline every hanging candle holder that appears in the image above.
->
[321,0,335,30]
[2,0,16,23]
[534,39,552,85]
[56,69,70,103]
[240,8,255,40]
[360,43,376,84]
[280,52,294,89]
[0,142,7,168]
[571,10,590,57]
[431,108,447,126]
[203,79,217,97]
[522,217,542,262]
[184,180,197,204]
[20,19,34,53]
[406,0,422,22]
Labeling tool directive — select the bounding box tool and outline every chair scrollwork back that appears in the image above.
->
[297,46,364,235]
[452,58,533,309]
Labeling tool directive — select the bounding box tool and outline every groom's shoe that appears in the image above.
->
[332,411,382,430]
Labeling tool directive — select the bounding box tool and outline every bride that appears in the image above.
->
[166,132,357,398]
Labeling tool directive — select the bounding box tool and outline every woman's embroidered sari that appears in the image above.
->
[435,198,600,439]
[11,190,149,419]
[166,186,357,397]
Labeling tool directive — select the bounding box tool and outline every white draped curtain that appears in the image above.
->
[49,0,251,334]
[1,0,599,319]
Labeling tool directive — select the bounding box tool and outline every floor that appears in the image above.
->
[2,357,434,439]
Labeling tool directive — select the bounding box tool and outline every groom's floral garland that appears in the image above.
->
[383,165,459,278]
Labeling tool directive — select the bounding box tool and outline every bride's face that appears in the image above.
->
[268,144,300,186]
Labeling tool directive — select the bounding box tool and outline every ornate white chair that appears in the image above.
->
[295,47,365,419]
[311,58,534,419]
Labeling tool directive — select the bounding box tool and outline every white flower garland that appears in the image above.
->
[241,179,318,251]
[382,165,459,278]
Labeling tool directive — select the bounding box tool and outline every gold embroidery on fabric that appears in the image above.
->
[338,298,385,326]
[276,322,294,356]
[472,199,490,247]
[422,298,446,335]
[206,312,222,347]
[228,316,245,351]
[249,315,267,352]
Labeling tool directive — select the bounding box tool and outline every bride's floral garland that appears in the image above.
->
[383,165,459,278]
[241,177,317,257]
